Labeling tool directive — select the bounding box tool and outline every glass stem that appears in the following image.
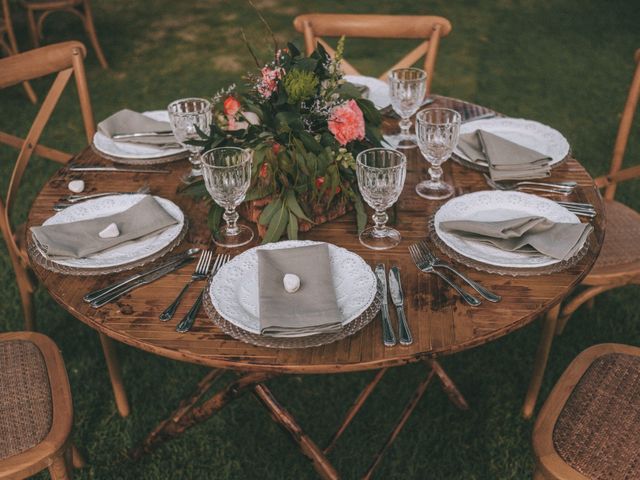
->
[189,152,202,177]
[223,207,240,236]
[372,210,388,236]
[399,117,412,137]
[428,164,444,185]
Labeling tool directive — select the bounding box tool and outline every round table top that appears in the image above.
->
[26,97,605,374]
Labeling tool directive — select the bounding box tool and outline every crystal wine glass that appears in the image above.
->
[201,147,254,248]
[167,98,212,184]
[415,108,461,200]
[387,68,427,149]
[356,148,407,250]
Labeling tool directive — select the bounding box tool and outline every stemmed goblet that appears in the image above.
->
[415,108,461,200]
[356,148,407,250]
[167,98,212,184]
[201,147,254,248]
[387,68,427,149]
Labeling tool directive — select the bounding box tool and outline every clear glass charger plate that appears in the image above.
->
[92,110,188,165]
[28,194,187,276]
[204,240,381,349]
[428,191,591,276]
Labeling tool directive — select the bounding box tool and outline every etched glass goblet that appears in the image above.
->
[167,97,212,184]
[356,148,407,250]
[387,68,427,149]
[201,147,254,248]
[415,108,461,200]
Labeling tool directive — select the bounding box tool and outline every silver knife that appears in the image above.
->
[68,165,171,174]
[84,248,200,304]
[388,266,413,346]
[375,264,397,347]
[112,131,174,140]
[90,257,194,308]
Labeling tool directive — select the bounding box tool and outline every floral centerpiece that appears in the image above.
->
[186,39,382,243]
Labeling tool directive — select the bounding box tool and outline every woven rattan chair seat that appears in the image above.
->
[588,199,640,274]
[553,352,640,480]
[0,340,53,460]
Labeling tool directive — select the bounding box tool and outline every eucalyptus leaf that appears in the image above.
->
[258,197,282,225]
[287,211,298,240]
[285,190,313,223]
[262,202,289,244]
[354,194,367,234]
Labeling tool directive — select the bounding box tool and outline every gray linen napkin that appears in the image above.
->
[258,244,341,337]
[458,130,551,181]
[97,109,176,147]
[31,196,178,258]
[440,215,593,260]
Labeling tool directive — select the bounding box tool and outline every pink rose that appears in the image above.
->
[257,66,284,99]
[223,96,241,116]
[328,100,366,146]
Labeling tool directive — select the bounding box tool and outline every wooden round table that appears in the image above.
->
[26,97,605,480]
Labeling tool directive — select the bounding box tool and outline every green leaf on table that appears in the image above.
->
[258,197,282,225]
[285,189,313,223]
[208,204,224,240]
[262,202,289,244]
[356,98,382,125]
[295,57,318,72]
[335,82,362,99]
[354,194,367,234]
[287,211,298,240]
[298,130,322,154]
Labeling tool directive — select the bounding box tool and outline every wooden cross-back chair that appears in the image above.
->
[293,14,453,94]
[522,49,640,419]
[22,0,109,69]
[0,41,130,418]
[1,0,37,103]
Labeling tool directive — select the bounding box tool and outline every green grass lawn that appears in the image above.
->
[1,0,639,478]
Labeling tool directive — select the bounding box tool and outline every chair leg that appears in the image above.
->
[25,8,40,48]
[80,1,108,68]
[98,333,130,417]
[522,304,560,419]
[555,285,610,336]
[70,444,85,469]
[48,451,72,480]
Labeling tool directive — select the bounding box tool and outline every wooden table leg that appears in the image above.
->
[363,366,436,480]
[324,368,388,454]
[98,333,130,418]
[253,384,340,480]
[131,370,274,459]
[427,359,469,410]
[522,304,560,419]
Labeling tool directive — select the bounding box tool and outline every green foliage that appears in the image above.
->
[190,40,383,242]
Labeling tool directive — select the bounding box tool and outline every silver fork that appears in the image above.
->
[483,174,576,195]
[417,241,501,302]
[408,244,481,306]
[160,250,213,321]
[175,254,230,333]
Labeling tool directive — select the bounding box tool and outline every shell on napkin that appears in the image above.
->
[98,222,120,239]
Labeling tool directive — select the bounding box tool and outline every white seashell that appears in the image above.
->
[98,222,120,239]
[283,273,300,293]
[68,180,85,193]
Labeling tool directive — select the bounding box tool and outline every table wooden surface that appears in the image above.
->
[26,97,605,375]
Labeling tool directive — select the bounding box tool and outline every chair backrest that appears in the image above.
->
[1,0,16,53]
[0,40,95,263]
[597,49,640,200]
[293,14,453,94]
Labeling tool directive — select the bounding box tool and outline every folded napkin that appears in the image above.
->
[258,244,341,337]
[31,196,178,258]
[97,109,176,147]
[458,130,551,181]
[440,215,593,260]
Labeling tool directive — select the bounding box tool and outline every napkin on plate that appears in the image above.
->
[458,130,551,181]
[439,215,593,260]
[258,244,341,337]
[31,196,178,258]
[97,109,176,147]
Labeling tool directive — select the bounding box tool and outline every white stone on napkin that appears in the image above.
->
[98,222,120,239]
[68,180,85,193]
[283,273,300,293]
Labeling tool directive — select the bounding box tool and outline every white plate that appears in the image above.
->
[454,118,570,168]
[344,75,390,109]
[92,110,186,159]
[34,194,185,269]
[209,240,378,336]
[434,191,582,268]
